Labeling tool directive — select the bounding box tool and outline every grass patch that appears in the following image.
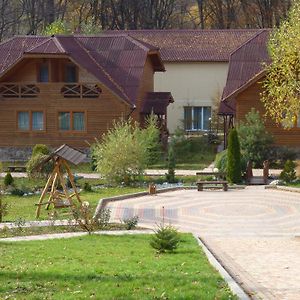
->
[0,234,236,299]
[2,186,145,222]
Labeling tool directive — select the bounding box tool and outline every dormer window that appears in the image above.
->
[65,64,77,83]
[38,62,49,82]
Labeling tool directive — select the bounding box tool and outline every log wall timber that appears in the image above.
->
[0,57,135,148]
[236,80,300,147]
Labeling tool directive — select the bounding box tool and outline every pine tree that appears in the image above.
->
[227,128,242,183]
[165,145,176,183]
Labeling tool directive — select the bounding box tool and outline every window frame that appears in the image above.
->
[57,110,87,133]
[16,110,46,132]
[184,106,211,131]
[37,61,50,83]
[64,63,78,83]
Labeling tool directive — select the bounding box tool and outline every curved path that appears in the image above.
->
[107,186,300,299]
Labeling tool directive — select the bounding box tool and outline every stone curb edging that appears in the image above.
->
[198,236,257,300]
[94,185,246,218]
[94,186,196,217]
[0,229,153,242]
[265,185,300,193]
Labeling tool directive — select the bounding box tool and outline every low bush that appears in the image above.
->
[4,172,14,187]
[83,182,92,192]
[279,160,297,183]
[150,224,180,253]
[123,215,139,230]
[94,208,111,229]
[269,147,298,168]
[32,144,50,156]
[27,144,53,179]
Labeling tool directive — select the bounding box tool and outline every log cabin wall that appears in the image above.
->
[131,56,154,124]
[236,80,300,147]
[0,57,131,149]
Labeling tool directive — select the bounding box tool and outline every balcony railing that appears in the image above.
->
[0,82,102,99]
[0,84,40,98]
[61,84,102,98]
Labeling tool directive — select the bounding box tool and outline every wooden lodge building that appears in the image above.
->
[219,29,300,148]
[0,34,173,160]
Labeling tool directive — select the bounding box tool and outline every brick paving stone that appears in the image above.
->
[106,186,300,299]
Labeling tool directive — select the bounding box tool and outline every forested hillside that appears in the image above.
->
[0,0,292,40]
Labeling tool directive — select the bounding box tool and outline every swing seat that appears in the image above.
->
[54,199,72,208]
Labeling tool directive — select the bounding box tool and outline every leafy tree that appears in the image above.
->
[43,20,70,35]
[93,118,159,185]
[262,1,300,128]
[237,109,273,166]
[226,128,242,183]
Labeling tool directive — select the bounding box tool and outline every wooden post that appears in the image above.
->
[36,170,56,218]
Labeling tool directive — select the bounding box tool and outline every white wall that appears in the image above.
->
[154,62,228,133]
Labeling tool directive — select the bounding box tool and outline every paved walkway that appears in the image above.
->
[105,186,300,299]
[0,168,282,178]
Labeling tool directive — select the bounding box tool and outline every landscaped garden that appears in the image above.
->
[0,234,236,300]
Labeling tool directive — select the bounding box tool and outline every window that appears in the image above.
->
[32,112,44,131]
[38,63,49,82]
[59,112,85,131]
[18,112,29,131]
[65,64,77,83]
[184,106,211,131]
[18,111,44,131]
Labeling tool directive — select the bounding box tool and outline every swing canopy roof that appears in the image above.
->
[39,144,86,167]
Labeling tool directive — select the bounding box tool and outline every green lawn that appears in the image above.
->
[0,234,236,299]
[2,186,145,222]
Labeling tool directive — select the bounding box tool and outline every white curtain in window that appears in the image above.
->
[32,112,44,130]
[73,112,85,131]
[18,112,29,130]
[59,112,70,130]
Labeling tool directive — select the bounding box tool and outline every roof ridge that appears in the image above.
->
[72,37,132,105]
[24,37,51,53]
[123,35,157,51]
[227,29,268,60]
[53,36,67,53]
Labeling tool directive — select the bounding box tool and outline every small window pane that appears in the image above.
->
[73,112,85,131]
[203,107,212,130]
[193,107,202,130]
[39,63,49,82]
[65,65,77,83]
[59,112,70,131]
[18,112,29,130]
[32,112,44,131]
[184,107,192,130]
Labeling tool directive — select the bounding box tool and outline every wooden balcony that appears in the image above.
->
[61,83,102,98]
[0,82,102,99]
[0,84,40,98]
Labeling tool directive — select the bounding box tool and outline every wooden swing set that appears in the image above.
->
[35,144,86,219]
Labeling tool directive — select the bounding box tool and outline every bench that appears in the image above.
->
[197,180,228,191]
[6,166,26,172]
[196,172,226,180]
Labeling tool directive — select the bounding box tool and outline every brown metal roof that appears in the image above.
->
[141,92,173,115]
[106,29,262,62]
[0,35,166,107]
[53,144,86,165]
[219,30,271,115]
[221,30,271,102]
